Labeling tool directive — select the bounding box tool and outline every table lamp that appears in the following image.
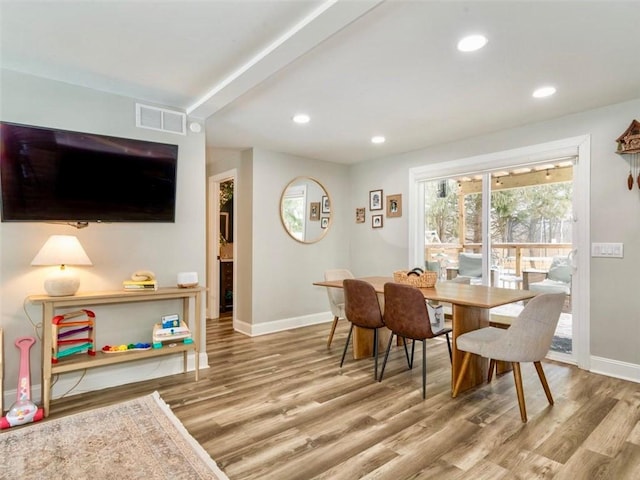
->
[31,235,93,296]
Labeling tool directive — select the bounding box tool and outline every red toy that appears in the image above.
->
[1,336,44,429]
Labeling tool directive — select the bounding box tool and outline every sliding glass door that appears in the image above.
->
[414,154,578,361]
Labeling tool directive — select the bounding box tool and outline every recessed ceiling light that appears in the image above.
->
[457,34,488,52]
[292,114,310,124]
[371,136,385,144]
[532,86,556,98]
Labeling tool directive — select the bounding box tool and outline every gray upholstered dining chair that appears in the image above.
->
[323,269,354,348]
[452,292,565,422]
[341,278,385,380]
[379,282,452,399]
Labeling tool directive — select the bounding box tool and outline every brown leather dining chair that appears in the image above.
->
[379,282,452,399]
[341,278,385,380]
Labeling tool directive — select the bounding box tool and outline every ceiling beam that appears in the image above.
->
[187,0,385,119]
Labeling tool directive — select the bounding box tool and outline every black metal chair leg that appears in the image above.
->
[379,332,395,382]
[340,324,354,368]
[446,333,452,362]
[373,328,379,381]
[408,339,416,369]
[401,337,411,367]
[422,339,427,399]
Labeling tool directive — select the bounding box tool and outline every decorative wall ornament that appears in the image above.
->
[615,119,640,190]
[321,195,330,214]
[386,194,402,218]
[369,189,383,210]
[309,202,320,221]
[616,119,640,154]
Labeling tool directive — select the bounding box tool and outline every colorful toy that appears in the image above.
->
[102,343,151,353]
[152,321,192,348]
[51,309,96,363]
[161,313,180,329]
[1,336,44,429]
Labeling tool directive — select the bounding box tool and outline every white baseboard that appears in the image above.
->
[589,355,640,383]
[232,314,640,385]
[233,311,332,337]
[5,325,636,412]
[2,352,208,408]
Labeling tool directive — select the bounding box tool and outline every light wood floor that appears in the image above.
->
[49,318,640,479]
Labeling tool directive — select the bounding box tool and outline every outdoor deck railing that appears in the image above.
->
[426,242,572,276]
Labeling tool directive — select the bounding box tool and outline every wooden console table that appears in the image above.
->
[27,287,204,417]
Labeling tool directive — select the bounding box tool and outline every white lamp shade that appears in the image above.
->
[32,235,92,296]
[31,235,92,266]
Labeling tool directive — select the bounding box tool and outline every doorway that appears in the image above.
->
[409,135,591,369]
[421,164,574,355]
[207,170,237,321]
[219,179,234,318]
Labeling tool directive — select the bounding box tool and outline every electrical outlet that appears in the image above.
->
[591,242,624,258]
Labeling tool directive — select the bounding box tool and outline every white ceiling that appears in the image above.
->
[1,1,639,164]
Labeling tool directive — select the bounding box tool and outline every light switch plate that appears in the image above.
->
[591,242,624,258]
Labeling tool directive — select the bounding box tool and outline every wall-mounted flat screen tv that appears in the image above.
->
[0,122,178,223]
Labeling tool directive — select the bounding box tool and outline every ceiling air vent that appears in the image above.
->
[136,103,186,135]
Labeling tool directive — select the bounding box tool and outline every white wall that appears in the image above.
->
[207,98,639,382]
[0,70,207,403]
[251,148,350,330]
[348,98,640,372]
[208,147,350,335]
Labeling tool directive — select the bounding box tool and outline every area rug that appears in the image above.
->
[551,335,573,354]
[0,391,228,480]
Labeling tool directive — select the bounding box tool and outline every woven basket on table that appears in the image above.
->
[393,269,437,288]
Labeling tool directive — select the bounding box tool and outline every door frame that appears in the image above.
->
[409,135,591,370]
[207,169,237,320]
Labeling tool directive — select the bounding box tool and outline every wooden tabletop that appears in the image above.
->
[314,276,535,309]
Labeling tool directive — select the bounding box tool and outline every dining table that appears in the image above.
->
[313,276,536,395]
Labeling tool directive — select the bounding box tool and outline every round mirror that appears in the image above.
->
[280,176,332,244]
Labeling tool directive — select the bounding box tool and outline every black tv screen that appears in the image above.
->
[0,122,178,223]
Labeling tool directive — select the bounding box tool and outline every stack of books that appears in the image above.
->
[122,279,158,291]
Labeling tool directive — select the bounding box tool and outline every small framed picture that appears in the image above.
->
[356,207,365,224]
[321,195,330,214]
[372,214,383,228]
[321,217,329,229]
[309,202,320,221]
[369,189,383,211]
[386,194,402,218]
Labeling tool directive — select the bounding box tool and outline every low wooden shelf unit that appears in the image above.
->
[28,287,204,417]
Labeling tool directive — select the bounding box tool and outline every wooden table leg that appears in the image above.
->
[352,326,373,359]
[350,292,392,360]
[352,326,391,359]
[451,304,489,395]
